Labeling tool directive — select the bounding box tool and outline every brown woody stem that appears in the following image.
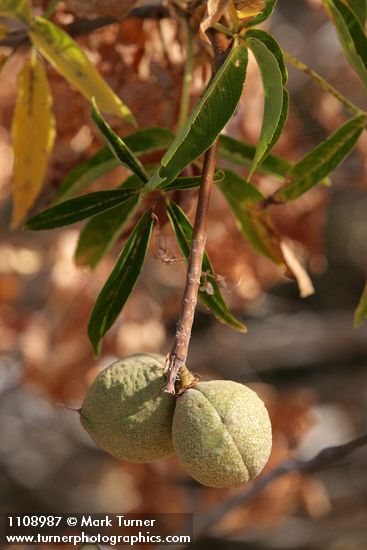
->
[165,141,219,394]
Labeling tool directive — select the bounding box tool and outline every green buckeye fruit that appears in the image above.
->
[172,380,272,488]
[80,353,175,462]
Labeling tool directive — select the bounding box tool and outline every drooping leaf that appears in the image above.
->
[274,115,366,202]
[91,101,148,182]
[166,200,246,332]
[325,0,367,91]
[88,210,154,356]
[147,41,248,190]
[75,194,140,268]
[29,17,136,123]
[11,56,55,228]
[75,171,150,269]
[246,31,288,176]
[355,281,367,327]
[55,127,174,202]
[25,189,138,230]
[218,170,314,296]
[0,0,31,23]
[245,0,277,27]
[347,0,366,26]
[218,134,291,178]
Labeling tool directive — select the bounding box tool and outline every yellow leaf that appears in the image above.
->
[234,0,265,18]
[0,0,32,23]
[29,17,136,125]
[11,56,56,228]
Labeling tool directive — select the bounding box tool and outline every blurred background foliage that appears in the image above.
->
[1,0,367,548]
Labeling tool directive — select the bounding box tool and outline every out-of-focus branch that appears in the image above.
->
[195,432,367,537]
[0,5,170,49]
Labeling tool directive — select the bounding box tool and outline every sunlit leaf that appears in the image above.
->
[246,30,288,176]
[325,0,367,91]
[274,115,366,202]
[147,41,248,190]
[0,0,31,23]
[55,127,174,202]
[29,17,136,123]
[91,101,148,182]
[25,189,137,230]
[355,281,367,327]
[235,0,265,19]
[88,210,154,356]
[167,200,246,332]
[11,56,55,228]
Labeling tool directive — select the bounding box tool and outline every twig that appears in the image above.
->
[195,432,367,537]
[284,51,365,117]
[164,141,219,394]
[0,5,170,49]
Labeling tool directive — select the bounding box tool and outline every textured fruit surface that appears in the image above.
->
[172,380,272,488]
[80,353,175,462]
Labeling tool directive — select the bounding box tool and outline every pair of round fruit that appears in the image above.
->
[80,353,272,488]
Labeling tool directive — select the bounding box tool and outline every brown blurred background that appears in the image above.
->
[1,1,367,548]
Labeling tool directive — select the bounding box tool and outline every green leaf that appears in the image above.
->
[29,17,136,123]
[217,170,282,262]
[166,200,246,332]
[162,171,224,192]
[75,194,140,268]
[348,0,366,26]
[147,41,248,190]
[274,115,366,202]
[325,0,367,91]
[246,31,288,176]
[246,0,278,27]
[25,189,137,230]
[88,210,153,355]
[0,0,31,23]
[91,101,148,183]
[355,281,367,327]
[218,134,291,178]
[55,127,174,202]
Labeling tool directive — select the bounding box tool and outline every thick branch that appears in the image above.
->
[195,432,367,537]
[165,141,218,394]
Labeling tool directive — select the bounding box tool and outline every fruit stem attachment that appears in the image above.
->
[165,140,218,394]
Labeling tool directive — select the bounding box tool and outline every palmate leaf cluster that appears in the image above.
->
[2,0,367,353]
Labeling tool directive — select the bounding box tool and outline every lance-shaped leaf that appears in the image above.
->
[75,190,140,268]
[91,102,148,182]
[55,127,174,202]
[355,281,367,327]
[0,0,31,23]
[162,171,224,191]
[29,17,136,124]
[348,0,366,26]
[147,42,248,190]
[274,115,366,203]
[325,0,367,91]
[11,56,56,228]
[166,200,246,332]
[246,30,288,177]
[218,134,291,178]
[88,210,154,355]
[245,0,277,27]
[25,189,138,230]
[218,170,314,296]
